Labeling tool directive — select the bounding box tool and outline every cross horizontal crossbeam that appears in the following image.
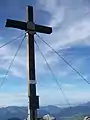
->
[5,19,52,34]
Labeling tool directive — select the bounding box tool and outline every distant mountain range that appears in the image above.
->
[0,102,90,120]
[0,106,27,120]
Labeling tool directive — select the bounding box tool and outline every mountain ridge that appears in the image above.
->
[0,101,90,120]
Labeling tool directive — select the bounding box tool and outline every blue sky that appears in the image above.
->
[0,0,90,107]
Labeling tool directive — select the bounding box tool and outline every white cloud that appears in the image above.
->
[38,84,90,106]
[35,0,90,89]
[36,0,90,52]
[10,66,26,79]
[49,7,65,28]
[38,0,58,13]
[0,92,28,107]
[0,43,26,78]
[37,0,65,28]
[35,52,47,74]
[43,18,90,54]
[0,84,89,107]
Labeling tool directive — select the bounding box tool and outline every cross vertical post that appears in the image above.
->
[26,6,38,120]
